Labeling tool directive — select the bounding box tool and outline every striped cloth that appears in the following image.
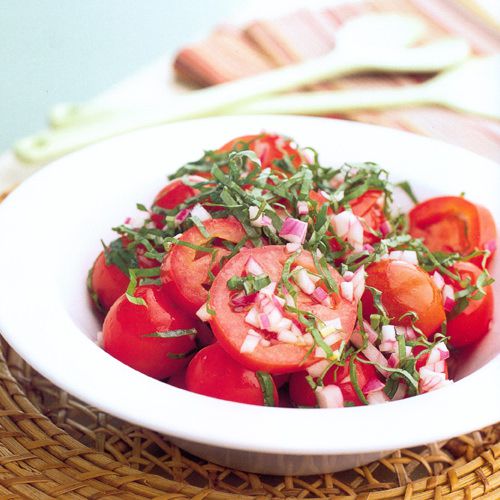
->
[173,0,500,161]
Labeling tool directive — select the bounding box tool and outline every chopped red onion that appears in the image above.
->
[352,266,365,301]
[196,303,211,322]
[363,243,375,253]
[323,332,342,346]
[231,292,257,308]
[381,325,396,343]
[245,256,264,276]
[389,250,418,265]
[315,384,344,408]
[363,378,385,394]
[380,220,392,236]
[277,330,299,344]
[124,216,132,225]
[362,320,379,344]
[442,284,455,312]
[259,313,271,330]
[306,359,330,378]
[351,331,389,377]
[297,201,309,215]
[340,281,354,302]
[432,271,445,291]
[342,270,354,282]
[419,366,447,393]
[312,286,329,304]
[295,267,315,295]
[279,217,308,244]
[367,390,389,405]
[392,383,407,401]
[286,242,302,253]
[248,206,272,228]
[380,340,397,353]
[191,203,211,222]
[240,330,262,353]
[244,307,260,328]
[175,207,191,226]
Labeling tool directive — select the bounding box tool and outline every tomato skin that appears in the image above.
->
[161,217,247,314]
[102,285,197,380]
[90,251,129,312]
[151,179,198,228]
[186,343,279,406]
[218,133,305,172]
[409,196,496,266]
[444,262,494,348]
[362,259,445,337]
[209,246,357,374]
[289,357,378,407]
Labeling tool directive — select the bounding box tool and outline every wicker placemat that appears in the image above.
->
[0,338,497,498]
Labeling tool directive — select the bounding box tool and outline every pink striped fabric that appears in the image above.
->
[173,0,500,161]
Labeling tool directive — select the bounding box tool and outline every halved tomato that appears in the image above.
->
[444,261,493,348]
[161,217,248,313]
[409,196,496,266]
[362,259,445,337]
[208,246,358,374]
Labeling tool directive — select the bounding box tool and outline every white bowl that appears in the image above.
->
[0,116,498,475]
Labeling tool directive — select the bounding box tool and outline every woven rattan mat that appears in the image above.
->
[1,0,499,497]
[0,340,498,498]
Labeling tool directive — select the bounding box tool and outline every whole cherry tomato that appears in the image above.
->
[444,261,493,348]
[362,259,445,337]
[102,285,198,379]
[186,343,279,406]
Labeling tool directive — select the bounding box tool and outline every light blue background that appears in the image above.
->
[0,1,238,151]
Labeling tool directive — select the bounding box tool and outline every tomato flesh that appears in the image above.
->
[186,343,279,406]
[102,285,197,379]
[209,246,357,374]
[362,259,445,337]
[161,217,247,313]
[444,262,493,348]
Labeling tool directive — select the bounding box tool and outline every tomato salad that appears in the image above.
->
[88,133,496,408]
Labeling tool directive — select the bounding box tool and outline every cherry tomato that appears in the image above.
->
[102,285,198,380]
[218,133,306,172]
[289,356,378,407]
[161,217,247,314]
[409,196,497,266]
[186,343,279,406]
[209,246,357,374]
[151,179,199,228]
[89,237,159,313]
[362,259,445,337]
[444,262,493,348]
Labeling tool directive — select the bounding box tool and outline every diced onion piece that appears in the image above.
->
[315,384,344,408]
[380,340,397,353]
[286,242,302,253]
[381,325,396,342]
[312,286,329,304]
[331,211,351,238]
[380,220,391,236]
[196,303,211,322]
[295,267,315,295]
[392,383,407,401]
[343,270,354,282]
[240,330,262,353]
[306,359,330,378]
[340,281,354,302]
[191,203,211,222]
[362,320,379,344]
[351,331,389,377]
[389,250,418,265]
[174,207,191,226]
[432,271,445,291]
[319,317,342,338]
[427,342,450,365]
[419,366,448,393]
[244,307,260,328]
[277,330,299,344]
[279,217,308,244]
[245,256,264,276]
[363,378,385,394]
[367,390,389,405]
[352,266,365,301]
[442,284,455,312]
[302,333,314,345]
[297,201,309,215]
[363,243,375,253]
[324,332,342,346]
[248,206,272,228]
